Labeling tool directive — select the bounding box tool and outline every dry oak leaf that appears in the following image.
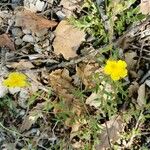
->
[49,69,82,116]
[140,0,150,15]
[15,10,58,33]
[0,34,15,51]
[76,62,102,89]
[9,60,34,70]
[49,68,74,100]
[53,20,85,59]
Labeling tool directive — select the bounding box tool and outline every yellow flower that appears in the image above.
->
[3,72,28,88]
[104,60,127,81]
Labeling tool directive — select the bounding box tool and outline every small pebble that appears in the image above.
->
[35,0,45,11]
[15,38,23,45]
[30,128,39,136]
[56,11,66,20]
[12,27,23,37]
[23,35,35,43]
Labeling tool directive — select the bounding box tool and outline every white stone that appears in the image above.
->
[35,0,45,11]
[22,35,35,43]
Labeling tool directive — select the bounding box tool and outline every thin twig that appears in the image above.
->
[0,122,22,137]
[125,110,143,148]
[105,121,112,149]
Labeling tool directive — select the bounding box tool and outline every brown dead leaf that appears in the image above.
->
[140,0,150,15]
[95,115,125,150]
[15,10,58,33]
[76,62,102,89]
[0,34,15,51]
[9,60,34,70]
[53,20,85,59]
[49,68,82,117]
[49,69,74,101]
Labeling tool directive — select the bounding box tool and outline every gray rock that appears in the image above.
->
[22,35,35,43]
[15,38,23,45]
[56,11,66,20]
[12,27,23,37]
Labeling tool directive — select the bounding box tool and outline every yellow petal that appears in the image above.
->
[117,60,127,68]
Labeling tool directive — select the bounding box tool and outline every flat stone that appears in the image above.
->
[12,27,23,37]
[22,35,34,43]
